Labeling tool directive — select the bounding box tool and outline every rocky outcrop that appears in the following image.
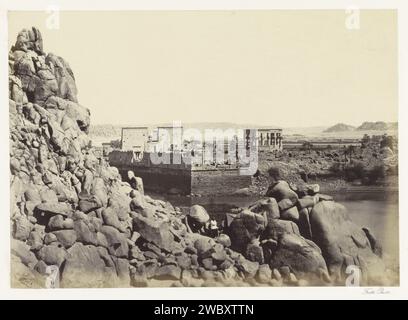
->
[309,201,386,284]
[60,242,117,288]
[227,179,394,285]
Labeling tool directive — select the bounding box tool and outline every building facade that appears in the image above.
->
[157,125,184,152]
[121,127,149,152]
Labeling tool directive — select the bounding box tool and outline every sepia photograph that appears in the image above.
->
[1,0,407,302]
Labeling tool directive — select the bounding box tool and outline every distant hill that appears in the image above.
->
[324,123,356,133]
[89,121,398,144]
[320,121,398,135]
[357,121,398,131]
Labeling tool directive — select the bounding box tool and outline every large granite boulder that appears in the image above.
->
[60,243,118,288]
[11,255,45,288]
[248,198,280,223]
[188,205,210,225]
[261,219,328,279]
[37,244,67,267]
[13,27,44,55]
[11,239,38,269]
[99,225,129,258]
[309,201,386,284]
[269,233,328,278]
[226,210,266,253]
[133,214,179,253]
[265,180,298,203]
[45,53,78,103]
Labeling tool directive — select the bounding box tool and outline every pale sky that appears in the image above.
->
[8,10,398,127]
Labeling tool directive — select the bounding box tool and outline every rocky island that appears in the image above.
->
[9,27,397,288]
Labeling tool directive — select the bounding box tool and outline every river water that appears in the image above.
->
[150,191,399,262]
[336,192,399,262]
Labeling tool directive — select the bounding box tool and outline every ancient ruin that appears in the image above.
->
[9,27,397,288]
[257,128,283,151]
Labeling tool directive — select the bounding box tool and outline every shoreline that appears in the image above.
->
[321,184,399,194]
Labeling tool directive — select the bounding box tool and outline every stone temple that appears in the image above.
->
[257,128,283,151]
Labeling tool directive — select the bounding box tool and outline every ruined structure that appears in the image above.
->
[257,128,283,151]
[109,125,254,196]
[120,127,149,152]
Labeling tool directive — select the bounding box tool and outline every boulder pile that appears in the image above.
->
[225,180,395,285]
[9,27,395,288]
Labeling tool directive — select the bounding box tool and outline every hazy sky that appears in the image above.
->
[8,10,398,127]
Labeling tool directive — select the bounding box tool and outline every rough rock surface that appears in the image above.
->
[227,179,395,285]
[309,201,387,284]
[60,243,117,288]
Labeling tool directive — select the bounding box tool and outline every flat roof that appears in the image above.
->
[157,126,183,129]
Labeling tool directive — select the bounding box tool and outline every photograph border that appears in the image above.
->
[0,0,406,300]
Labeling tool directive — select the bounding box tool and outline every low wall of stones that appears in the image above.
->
[109,150,252,196]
